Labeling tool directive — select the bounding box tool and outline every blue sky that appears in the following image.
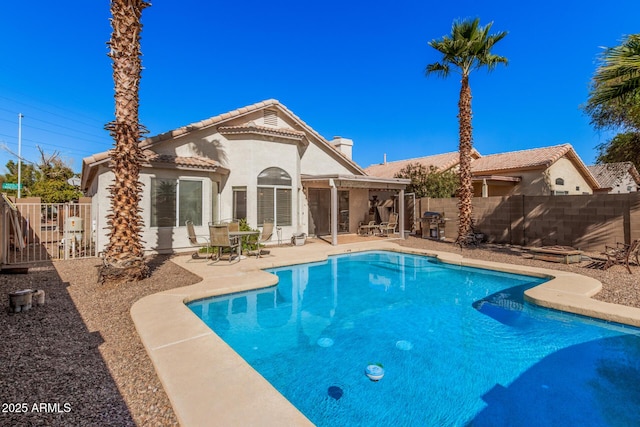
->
[1,1,639,174]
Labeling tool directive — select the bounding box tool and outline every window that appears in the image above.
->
[553,190,569,195]
[555,178,564,185]
[575,186,580,191]
[233,187,247,220]
[179,180,203,226]
[151,178,203,227]
[257,167,292,226]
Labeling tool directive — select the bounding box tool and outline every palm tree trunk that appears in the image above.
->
[456,75,474,245]
[100,0,150,284]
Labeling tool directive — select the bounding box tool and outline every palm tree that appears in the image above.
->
[426,18,508,246]
[588,34,640,107]
[100,0,150,284]
[585,34,640,131]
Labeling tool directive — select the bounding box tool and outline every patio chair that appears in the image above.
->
[378,213,398,237]
[255,222,274,258]
[602,239,640,274]
[186,220,210,259]
[209,224,240,263]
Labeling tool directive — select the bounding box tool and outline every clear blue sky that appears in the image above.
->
[1,1,639,174]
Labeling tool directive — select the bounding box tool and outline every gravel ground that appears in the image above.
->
[0,237,638,426]
[0,255,200,427]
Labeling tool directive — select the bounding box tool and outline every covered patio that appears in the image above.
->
[301,174,410,246]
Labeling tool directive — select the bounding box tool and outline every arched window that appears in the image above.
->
[257,167,292,226]
[555,178,564,186]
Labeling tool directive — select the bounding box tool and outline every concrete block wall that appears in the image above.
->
[419,192,640,251]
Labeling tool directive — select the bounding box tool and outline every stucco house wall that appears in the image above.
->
[82,100,406,254]
[478,159,594,197]
[547,157,593,195]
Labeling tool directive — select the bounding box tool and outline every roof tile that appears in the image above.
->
[470,144,572,173]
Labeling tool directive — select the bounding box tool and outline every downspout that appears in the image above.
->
[329,179,338,246]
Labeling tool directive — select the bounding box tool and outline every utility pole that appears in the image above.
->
[17,113,23,198]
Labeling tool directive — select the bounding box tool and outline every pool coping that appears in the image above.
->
[131,240,640,426]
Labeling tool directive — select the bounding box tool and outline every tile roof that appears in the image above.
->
[470,144,572,173]
[140,99,282,147]
[139,99,364,173]
[470,144,601,189]
[364,143,602,190]
[364,151,478,179]
[82,99,366,189]
[586,162,640,188]
[142,150,228,172]
[217,123,305,140]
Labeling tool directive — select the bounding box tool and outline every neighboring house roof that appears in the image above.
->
[470,144,601,189]
[586,162,640,189]
[81,99,364,190]
[472,144,573,172]
[365,143,602,191]
[363,150,481,179]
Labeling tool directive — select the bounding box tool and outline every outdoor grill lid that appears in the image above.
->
[422,211,442,218]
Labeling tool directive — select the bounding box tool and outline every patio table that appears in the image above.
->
[358,223,379,236]
[230,231,260,259]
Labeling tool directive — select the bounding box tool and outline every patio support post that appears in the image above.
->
[399,189,405,239]
[330,179,338,246]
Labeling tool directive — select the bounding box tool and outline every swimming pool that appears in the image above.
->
[188,250,640,426]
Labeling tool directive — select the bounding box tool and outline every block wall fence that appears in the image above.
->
[418,192,640,252]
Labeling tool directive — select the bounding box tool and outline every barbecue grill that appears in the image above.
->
[421,211,446,239]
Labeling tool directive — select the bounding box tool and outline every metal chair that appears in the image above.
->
[602,239,640,274]
[255,222,274,258]
[185,220,210,259]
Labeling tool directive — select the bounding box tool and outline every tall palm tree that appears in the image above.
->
[100,0,150,284]
[426,18,508,245]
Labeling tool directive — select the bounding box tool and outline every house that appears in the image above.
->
[81,99,409,254]
[586,162,640,194]
[364,144,603,197]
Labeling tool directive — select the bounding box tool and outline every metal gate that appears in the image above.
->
[1,196,96,265]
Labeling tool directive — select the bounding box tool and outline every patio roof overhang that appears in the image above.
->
[472,175,521,183]
[301,174,410,246]
[301,174,410,190]
[472,175,521,198]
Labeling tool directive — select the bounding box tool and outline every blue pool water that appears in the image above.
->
[188,251,640,426]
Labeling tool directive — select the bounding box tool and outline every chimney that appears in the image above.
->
[331,136,353,160]
[383,153,387,165]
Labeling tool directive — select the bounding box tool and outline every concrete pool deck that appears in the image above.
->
[131,239,640,426]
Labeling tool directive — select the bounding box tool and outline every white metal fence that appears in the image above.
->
[1,196,96,266]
